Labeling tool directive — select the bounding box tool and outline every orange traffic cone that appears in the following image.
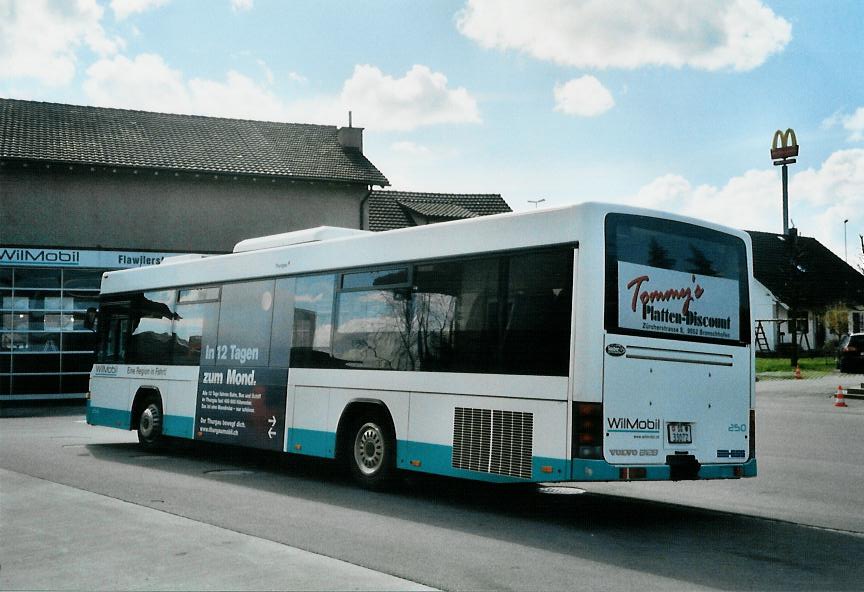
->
[834,386,848,408]
[794,365,803,379]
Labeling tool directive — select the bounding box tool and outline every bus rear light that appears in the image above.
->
[733,466,743,477]
[577,403,600,416]
[573,402,603,459]
[619,467,646,480]
[541,465,553,474]
[749,409,756,459]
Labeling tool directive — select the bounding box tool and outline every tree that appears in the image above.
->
[647,238,675,269]
[686,245,718,277]
[824,303,850,338]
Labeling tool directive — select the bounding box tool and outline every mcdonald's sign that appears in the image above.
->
[771,128,798,161]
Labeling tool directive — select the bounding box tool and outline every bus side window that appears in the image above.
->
[504,250,573,376]
[291,274,335,368]
[269,278,295,368]
[128,290,176,365]
[97,302,131,364]
[412,256,500,374]
[174,300,220,367]
[215,281,274,367]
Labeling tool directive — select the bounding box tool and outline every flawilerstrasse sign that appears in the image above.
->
[0,247,184,269]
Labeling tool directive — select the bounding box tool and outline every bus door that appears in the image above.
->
[192,279,293,451]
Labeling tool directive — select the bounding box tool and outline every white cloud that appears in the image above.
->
[83,56,480,131]
[286,71,308,84]
[391,141,432,156]
[256,59,274,84]
[792,149,864,206]
[627,169,780,232]
[84,53,289,120]
[457,0,791,71]
[110,0,170,20]
[823,107,864,142]
[231,0,253,12]
[623,150,864,261]
[0,0,121,86]
[553,76,614,116]
[336,64,481,131]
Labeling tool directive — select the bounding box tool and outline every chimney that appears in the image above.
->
[337,111,363,153]
[337,126,363,152]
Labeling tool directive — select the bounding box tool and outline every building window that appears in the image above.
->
[0,268,103,399]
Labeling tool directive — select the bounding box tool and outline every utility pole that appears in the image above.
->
[844,219,849,262]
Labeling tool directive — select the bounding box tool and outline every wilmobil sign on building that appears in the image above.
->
[618,261,739,340]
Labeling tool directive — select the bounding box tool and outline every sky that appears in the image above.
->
[1,0,863,268]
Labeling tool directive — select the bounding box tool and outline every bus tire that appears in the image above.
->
[136,395,164,450]
[346,413,395,490]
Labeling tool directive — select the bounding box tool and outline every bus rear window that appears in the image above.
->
[604,214,750,345]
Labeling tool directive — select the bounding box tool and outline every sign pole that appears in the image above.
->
[771,128,798,236]
[771,129,800,367]
[781,164,789,236]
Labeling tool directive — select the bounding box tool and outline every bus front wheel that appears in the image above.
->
[347,416,394,489]
[137,397,163,449]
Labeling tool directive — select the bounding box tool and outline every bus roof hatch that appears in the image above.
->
[232,226,371,253]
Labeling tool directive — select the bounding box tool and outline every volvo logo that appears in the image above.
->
[605,343,626,357]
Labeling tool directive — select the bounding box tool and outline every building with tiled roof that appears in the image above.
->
[366,190,511,231]
[0,97,390,401]
[1,98,390,254]
[747,229,864,352]
[0,98,388,185]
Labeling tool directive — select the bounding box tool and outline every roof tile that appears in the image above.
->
[747,230,864,308]
[369,190,510,231]
[0,98,389,186]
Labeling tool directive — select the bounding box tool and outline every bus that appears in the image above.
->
[87,202,756,488]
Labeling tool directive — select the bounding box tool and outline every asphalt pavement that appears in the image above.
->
[1,376,863,591]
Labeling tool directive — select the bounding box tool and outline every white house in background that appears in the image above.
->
[747,229,864,354]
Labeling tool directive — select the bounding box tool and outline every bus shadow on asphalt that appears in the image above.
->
[82,438,864,590]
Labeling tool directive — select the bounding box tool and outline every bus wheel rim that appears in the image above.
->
[140,405,160,439]
[354,422,384,476]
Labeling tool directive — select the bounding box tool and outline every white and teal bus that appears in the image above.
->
[87,202,756,487]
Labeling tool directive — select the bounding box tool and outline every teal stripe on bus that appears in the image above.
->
[397,440,569,483]
[571,458,757,481]
[163,415,195,439]
[86,403,130,430]
[287,428,337,458]
[87,403,194,439]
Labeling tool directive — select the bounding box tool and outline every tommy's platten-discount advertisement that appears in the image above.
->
[618,261,739,340]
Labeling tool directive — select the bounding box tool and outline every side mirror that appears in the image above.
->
[84,307,98,331]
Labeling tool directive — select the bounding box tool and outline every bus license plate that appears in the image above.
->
[667,423,692,444]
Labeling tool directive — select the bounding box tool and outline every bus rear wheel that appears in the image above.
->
[137,398,163,449]
[347,416,394,489]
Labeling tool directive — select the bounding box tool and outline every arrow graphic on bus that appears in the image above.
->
[267,416,277,439]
